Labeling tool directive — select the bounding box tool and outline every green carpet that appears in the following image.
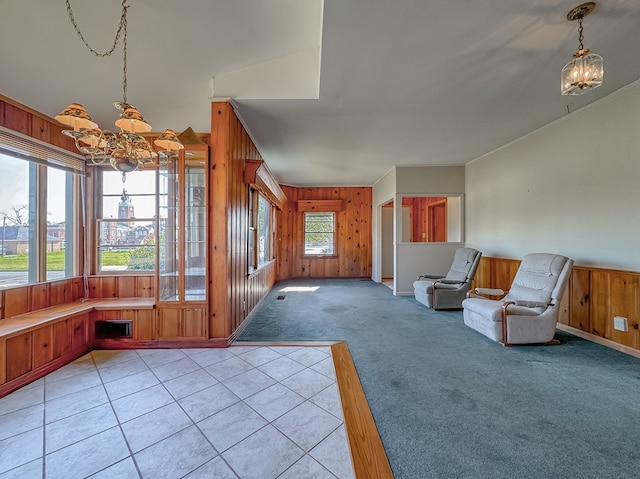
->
[237,278,640,479]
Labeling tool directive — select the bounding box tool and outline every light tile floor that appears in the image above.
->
[0,345,355,479]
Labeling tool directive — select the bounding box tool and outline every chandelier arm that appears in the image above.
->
[64,0,128,58]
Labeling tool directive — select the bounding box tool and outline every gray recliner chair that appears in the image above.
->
[462,253,573,346]
[413,248,482,310]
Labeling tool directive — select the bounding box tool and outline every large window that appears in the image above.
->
[304,212,335,255]
[0,151,77,288]
[97,169,156,272]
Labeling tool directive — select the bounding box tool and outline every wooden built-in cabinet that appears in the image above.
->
[156,307,207,340]
[2,312,92,385]
[156,144,209,339]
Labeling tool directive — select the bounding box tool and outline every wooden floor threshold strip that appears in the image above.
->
[331,341,394,479]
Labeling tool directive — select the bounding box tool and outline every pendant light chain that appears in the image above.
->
[577,16,584,51]
[56,0,184,171]
[64,0,129,102]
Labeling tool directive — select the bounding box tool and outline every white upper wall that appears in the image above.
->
[465,81,640,271]
[395,166,465,194]
[372,165,466,292]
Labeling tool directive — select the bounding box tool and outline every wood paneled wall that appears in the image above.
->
[209,102,278,339]
[277,185,372,280]
[0,275,153,321]
[86,275,155,298]
[0,95,77,152]
[475,256,640,351]
[0,278,84,319]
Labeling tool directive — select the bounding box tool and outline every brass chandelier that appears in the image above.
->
[561,2,604,96]
[55,0,183,172]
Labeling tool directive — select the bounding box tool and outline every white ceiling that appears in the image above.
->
[1,0,639,186]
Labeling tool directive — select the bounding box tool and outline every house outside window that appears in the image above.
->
[304,212,335,255]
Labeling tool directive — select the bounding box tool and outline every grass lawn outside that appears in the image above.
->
[0,250,132,271]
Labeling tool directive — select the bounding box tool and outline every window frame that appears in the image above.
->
[396,194,464,244]
[303,211,336,257]
[248,188,276,273]
[95,166,158,274]
[0,149,80,288]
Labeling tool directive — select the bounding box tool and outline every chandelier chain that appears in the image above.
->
[64,0,129,102]
[577,16,584,50]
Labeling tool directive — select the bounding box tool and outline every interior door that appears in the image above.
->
[428,201,447,242]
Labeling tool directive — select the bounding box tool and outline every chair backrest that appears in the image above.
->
[505,253,573,306]
[444,248,482,282]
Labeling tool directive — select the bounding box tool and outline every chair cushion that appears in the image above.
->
[445,248,479,282]
[413,279,435,292]
[462,298,543,322]
[505,254,568,305]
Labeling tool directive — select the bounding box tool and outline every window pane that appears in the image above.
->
[0,154,33,287]
[102,170,156,219]
[47,169,74,280]
[304,212,334,255]
[159,160,179,301]
[99,169,157,275]
[257,195,269,266]
[97,220,156,272]
[184,162,206,300]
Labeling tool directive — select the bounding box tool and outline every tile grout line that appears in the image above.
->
[2,344,354,479]
[94,349,144,479]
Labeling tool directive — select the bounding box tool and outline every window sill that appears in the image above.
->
[248,259,276,278]
[302,255,339,259]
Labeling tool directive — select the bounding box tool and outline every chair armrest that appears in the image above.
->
[466,287,506,299]
[438,279,465,285]
[417,274,445,280]
[476,287,505,296]
[513,299,549,308]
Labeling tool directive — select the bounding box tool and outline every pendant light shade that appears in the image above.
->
[561,2,604,96]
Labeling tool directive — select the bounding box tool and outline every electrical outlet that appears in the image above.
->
[613,316,628,332]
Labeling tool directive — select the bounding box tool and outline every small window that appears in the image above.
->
[304,212,335,255]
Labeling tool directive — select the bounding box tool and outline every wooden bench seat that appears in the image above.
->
[0,298,155,339]
[0,297,155,398]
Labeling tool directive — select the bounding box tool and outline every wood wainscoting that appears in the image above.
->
[474,257,640,352]
[277,185,372,280]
